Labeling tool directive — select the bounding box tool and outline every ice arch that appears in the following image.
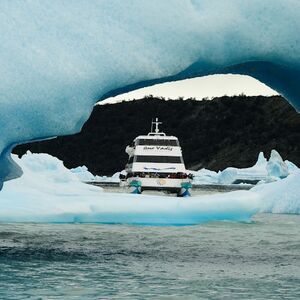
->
[0,0,300,187]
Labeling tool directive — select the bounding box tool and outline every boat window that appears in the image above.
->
[137,139,179,146]
[135,155,183,163]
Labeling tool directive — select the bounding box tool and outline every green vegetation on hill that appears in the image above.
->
[13,95,300,175]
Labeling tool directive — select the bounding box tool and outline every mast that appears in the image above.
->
[152,117,162,133]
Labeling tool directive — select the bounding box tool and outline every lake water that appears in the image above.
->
[0,213,299,299]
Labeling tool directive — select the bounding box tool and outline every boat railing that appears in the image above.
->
[125,172,193,179]
[147,132,166,136]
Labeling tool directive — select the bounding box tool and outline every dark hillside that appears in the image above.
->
[13,95,300,175]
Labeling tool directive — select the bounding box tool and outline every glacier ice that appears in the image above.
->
[0,0,300,186]
[70,166,96,182]
[217,151,296,184]
[253,171,300,214]
[72,151,297,186]
[71,167,125,183]
[189,169,219,185]
[266,150,289,179]
[0,152,298,224]
[285,160,299,174]
[218,152,268,185]
[0,153,259,224]
[1,152,300,224]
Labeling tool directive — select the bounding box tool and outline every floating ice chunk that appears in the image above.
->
[256,152,268,166]
[67,164,126,183]
[189,168,219,185]
[6,152,102,195]
[1,152,300,224]
[110,171,124,183]
[218,168,238,185]
[20,151,82,184]
[218,152,268,184]
[71,166,95,182]
[92,170,126,183]
[285,160,299,174]
[0,153,259,224]
[253,171,300,214]
[266,150,289,179]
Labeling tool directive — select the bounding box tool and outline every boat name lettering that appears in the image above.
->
[143,146,173,151]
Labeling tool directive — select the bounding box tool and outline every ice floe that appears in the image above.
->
[0,152,299,224]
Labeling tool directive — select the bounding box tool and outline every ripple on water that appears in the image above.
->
[0,213,299,299]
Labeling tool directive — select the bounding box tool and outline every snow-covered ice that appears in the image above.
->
[0,0,299,221]
[70,166,96,182]
[71,167,125,183]
[218,152,268,184]
[0,152,259,224]
[189,168,219,185]
[1,0,300,185]
[217,151,294,184]
[253,171,300,214]
[189,151,296,185]
[94,171,126,183]
[71,150,297,187]
[285,160,299,174]
[266,149,289,179]
[0,152,299,224]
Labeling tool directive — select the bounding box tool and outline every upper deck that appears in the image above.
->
[125,118,186,173]
[134,135,179,147]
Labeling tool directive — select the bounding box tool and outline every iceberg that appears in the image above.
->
[70,166,96,182]
[71,167,126,183]
[0,152,259,224]
[4,152,103,194]
[2,152,300,223]
[189,168,219,185]
[93,171,126,183]
[217,151,296,184]
[71,151,297,186]
[285,160,299,174]
[0,152,299,224]
[253,171,300,214]
[266,150,289,179]
[0,1,300,186]
[218,152,268,184]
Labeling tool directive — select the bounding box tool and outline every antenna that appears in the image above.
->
[154,117,162,133]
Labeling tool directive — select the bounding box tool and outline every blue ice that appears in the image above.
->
[0,0,300,186]
[0,153,298,225]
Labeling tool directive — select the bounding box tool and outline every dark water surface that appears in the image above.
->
[0,214,299,299]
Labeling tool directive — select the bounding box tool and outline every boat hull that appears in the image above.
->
[127,177,190,193]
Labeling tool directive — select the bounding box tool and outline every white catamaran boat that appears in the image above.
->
[120,118,193,196]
